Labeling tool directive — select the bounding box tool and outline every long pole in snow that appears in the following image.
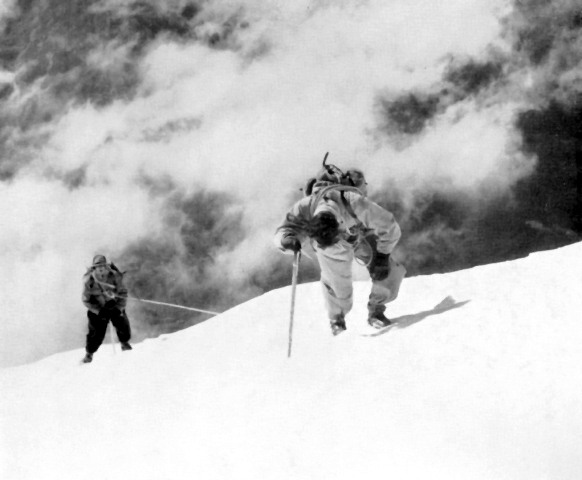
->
[288,251,301,358]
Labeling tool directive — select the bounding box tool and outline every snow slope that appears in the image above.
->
[2,242,582,480]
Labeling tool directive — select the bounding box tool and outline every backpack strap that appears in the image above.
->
[309,184,363,220]
[308,183,376,264]
[340,190,360,222]
[90,273,117,298]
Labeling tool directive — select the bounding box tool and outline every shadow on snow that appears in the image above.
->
[366,295,471,337]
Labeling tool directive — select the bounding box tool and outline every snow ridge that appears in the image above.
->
[2,243,582,480]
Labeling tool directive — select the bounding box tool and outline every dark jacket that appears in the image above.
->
[82,265,128,314]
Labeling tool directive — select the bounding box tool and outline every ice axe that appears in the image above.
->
[287,250,301,358]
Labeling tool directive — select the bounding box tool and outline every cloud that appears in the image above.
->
[0,0,533,366]
[381,100,534,191]
[502,0,582,105]
[0,0,16,23]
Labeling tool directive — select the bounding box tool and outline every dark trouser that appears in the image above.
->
[86,309,131,354]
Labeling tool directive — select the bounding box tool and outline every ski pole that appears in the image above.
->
[287,250,301,358]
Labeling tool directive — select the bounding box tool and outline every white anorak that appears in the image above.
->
[275,183,406,321]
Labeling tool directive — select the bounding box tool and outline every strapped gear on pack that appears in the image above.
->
[304,152,368,196]
[288,152,375,263]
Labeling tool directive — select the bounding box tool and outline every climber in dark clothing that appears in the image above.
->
[81,255,132,363]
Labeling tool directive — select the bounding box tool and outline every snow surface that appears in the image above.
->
[2,242,582,480]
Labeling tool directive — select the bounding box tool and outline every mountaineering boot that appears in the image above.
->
[121,342,133,351]
[330,314,347,336]
[82,352,93,364]
[368,309,392,329]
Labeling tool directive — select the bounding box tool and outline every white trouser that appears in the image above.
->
[314,239,406,320]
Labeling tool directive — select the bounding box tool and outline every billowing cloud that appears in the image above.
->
[0,0,16,22]
[3,0,580,366]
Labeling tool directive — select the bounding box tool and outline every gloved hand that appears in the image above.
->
[99,299,117,315]
[89,297,106,316]
[369,252,391,281]
[281,235,301,253]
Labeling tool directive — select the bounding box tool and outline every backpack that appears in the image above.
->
[304,152,367,196]
[302,152,367,219]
